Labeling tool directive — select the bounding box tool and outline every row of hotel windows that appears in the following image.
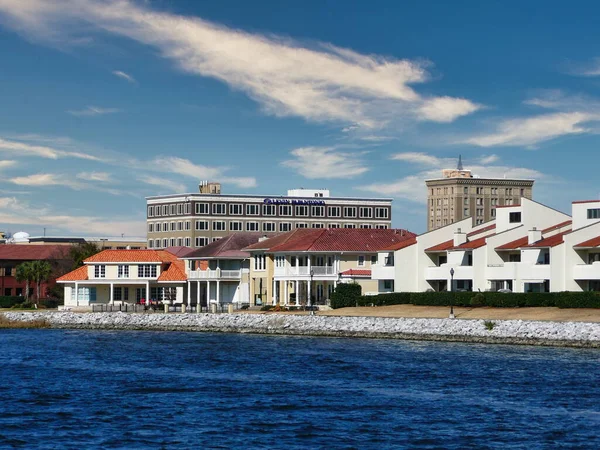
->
[149,203,389,219]
[431,187,526,196]
[149,221,389,233]
[92,264,157,278]
[431,197,518,207]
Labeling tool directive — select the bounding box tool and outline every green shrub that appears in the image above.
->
[330,283,362,309]
[260,304,272,311]
[483,320,496,331]
[470,293,485,307]
[11,302,34,309]
[0,296,24,308]
[40,298,60,309]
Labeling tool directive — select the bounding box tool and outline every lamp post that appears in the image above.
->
[309,269,314,315]
[449,267,455,319]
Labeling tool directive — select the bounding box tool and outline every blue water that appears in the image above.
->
[0,330,599,449]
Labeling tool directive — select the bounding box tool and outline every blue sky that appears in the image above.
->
[1,0,600,237]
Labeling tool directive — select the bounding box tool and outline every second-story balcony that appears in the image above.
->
[274,265,337,277]
[189,269,242,280]
[371,264,395,280]
[573,262,600,280]
[425,264,474,281]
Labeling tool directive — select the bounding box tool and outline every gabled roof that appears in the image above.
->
[574,236,600,249]
[425,239,454,253]
[0,244,70,261]
[467,224,496,237]
[340,269,371,277]
[541,220,572,233]
[523,232,567,248]
[157,260,187,282]
[452,236,488,250]
[245,228,416,253]
[495,236,529,250]
[381,236,417,251]
[164,246,194,258]
[185,232,266,259]
[85,249,163,263]
[56,265,88,282]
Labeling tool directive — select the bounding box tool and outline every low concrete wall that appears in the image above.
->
[3,312,600,348]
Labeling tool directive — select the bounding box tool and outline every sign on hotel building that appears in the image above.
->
[146,182,393,249]
[426,156,534,231]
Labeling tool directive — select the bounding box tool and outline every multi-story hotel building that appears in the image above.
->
[146,182,393,249]
[426,156,534,231]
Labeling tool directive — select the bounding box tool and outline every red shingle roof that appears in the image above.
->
[541,220,572,233]
[85,249,163,263]
[245,228,416,253]
[425,239,454,252]
[56,265,88,282]
[157,260,187,281]
[452,236,488,250]
[382,236,417,251]
[0,244,70,261]
[572,200,600,204]
[186,232,266,259]
[495,236,528,250]
[523,232,567,248]
[574,236,600,249]
[467,224,496,237]
[340,269,371,277]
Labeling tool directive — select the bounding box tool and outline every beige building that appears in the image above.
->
[146,182,393,249]
[426,156,534,231]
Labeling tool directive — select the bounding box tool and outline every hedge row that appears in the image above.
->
[0,296,25,308]
[330,288,600,309]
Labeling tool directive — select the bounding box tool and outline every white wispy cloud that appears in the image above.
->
[0,160,17,170]
[151,156,257,188]
[0,0,480,129]
[67,105,121,117]
[568,57,600,77]
[0,196,144,236]
[9,173,124,195]
[76,171,112,182]
[361,152,542,202]
[112,70,136,83]
[136,176,187,194]
[460,112,595,147]
[281,146,369,179]
[0,136,102,160]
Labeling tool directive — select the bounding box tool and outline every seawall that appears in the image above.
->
[2,311,600,348]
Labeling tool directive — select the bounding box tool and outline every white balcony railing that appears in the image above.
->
[371,264,395,280]
[424,264,474,281]
[273,266,336,277]
[573,262,600,280]
[189,269,242,280]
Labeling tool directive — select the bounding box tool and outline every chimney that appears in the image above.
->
[259,235,269,242]
[453,227,467,247]
[528,227,542,245]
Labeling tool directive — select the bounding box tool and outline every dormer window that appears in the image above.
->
[587,208,600,219]
[94,265,105,278]
[509,212,522,223]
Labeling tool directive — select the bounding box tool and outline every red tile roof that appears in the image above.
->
[523,232,567,248]
[467,224,496,237]
[340,269,371,277]
[572,200,600,204]
[495,236,528,250]
[541,220,572,233]
[56,265,88,282]
[85,249,163,263]
[574,236,600,249]
[246,228,416,253]
[382,236,417,251]
[424,239,454,252]
[452,236,488,250]
[186,232,266,259]
[497,204,520,208]
[157,260,187,282]
[0,244,70,261]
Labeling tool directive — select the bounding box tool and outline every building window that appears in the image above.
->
[463,187,468,194]
[148,206,154,217]
[196,203,209,214]
[177,221,183,231]
[375,207,388,219]
[464,198,469,205]
[263,222,276,232]
[213,221,226,231]
[246,204,260,215]
[509,212,522,223]
[169,238,176,247]
[280,205,292,216]
[296,223,308,228]
[359,207,372,218]
[177,204,183,215]
[177,238,183,246]
[184,203,190,215]
[360,224,372,229]
[113,286,122,301]
[138,264,157,278]
[184,238,190,247]
[118,265,129,278]
[247,222,259,231]
[280,222,292,232]
[358,255,365,266]
[154,239,160,248]
[185,221,191,231]
[148,223,154,233]
[312,223,324,228]
[344,207,357,218]
[587,208,600,219]
[296,205,308,216]
[170,222,176,231]
[384,280,394,290]
[463,208,469,217]
[328,206,341,217]
[311,205,324,217]
[230,221,243,231]
[148,240,153,248]
[195,237,209,247]
[254,254,266,271]
[476,187,483,194]
[94,265,105,278]
[195,220,209,231]
[375,224,388,229]
[344,224,357,229]
[329,223,340,228]
[162,239,168,248]
[476,198,483,206]
[262,204,276,216]
[491,209,496,218]
[213,203,226,215]
[230,204,243,215]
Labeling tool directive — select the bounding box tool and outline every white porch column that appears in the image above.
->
[307,279,312,307]
[216,280,220,304]
[307,254,311,272]
[75,282,79,306]
[295,280,299,306]
[110,282,114,305]
[187,281,191,307]
[146,281,150,304]
[196,281,200,313]
[272,279,277,305]
[207,280,211,304]
[283,280,288,306]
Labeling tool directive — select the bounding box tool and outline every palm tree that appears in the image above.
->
[30,260,53,303]
[15,262,34,301]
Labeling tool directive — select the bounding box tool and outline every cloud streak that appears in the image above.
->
[0,0,480,130]
[0,136,102,161]
[67,106,121,117]
[112,70,136,83]
[281,146,369,179]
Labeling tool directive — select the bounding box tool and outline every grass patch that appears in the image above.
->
[483,320,496,331]
[0,314,50,329]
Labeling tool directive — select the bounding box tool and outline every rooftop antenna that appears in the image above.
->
[457,154,464,171]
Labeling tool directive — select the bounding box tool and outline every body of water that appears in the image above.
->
[0,329,599,449]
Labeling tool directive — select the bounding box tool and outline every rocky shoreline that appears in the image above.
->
[3,311,600,348]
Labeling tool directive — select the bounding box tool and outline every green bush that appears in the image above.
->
[330,283,362,309]
[11,302,35,309]
[0,296,25,308]
[330,291,600,309]
[40,298,60,309]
